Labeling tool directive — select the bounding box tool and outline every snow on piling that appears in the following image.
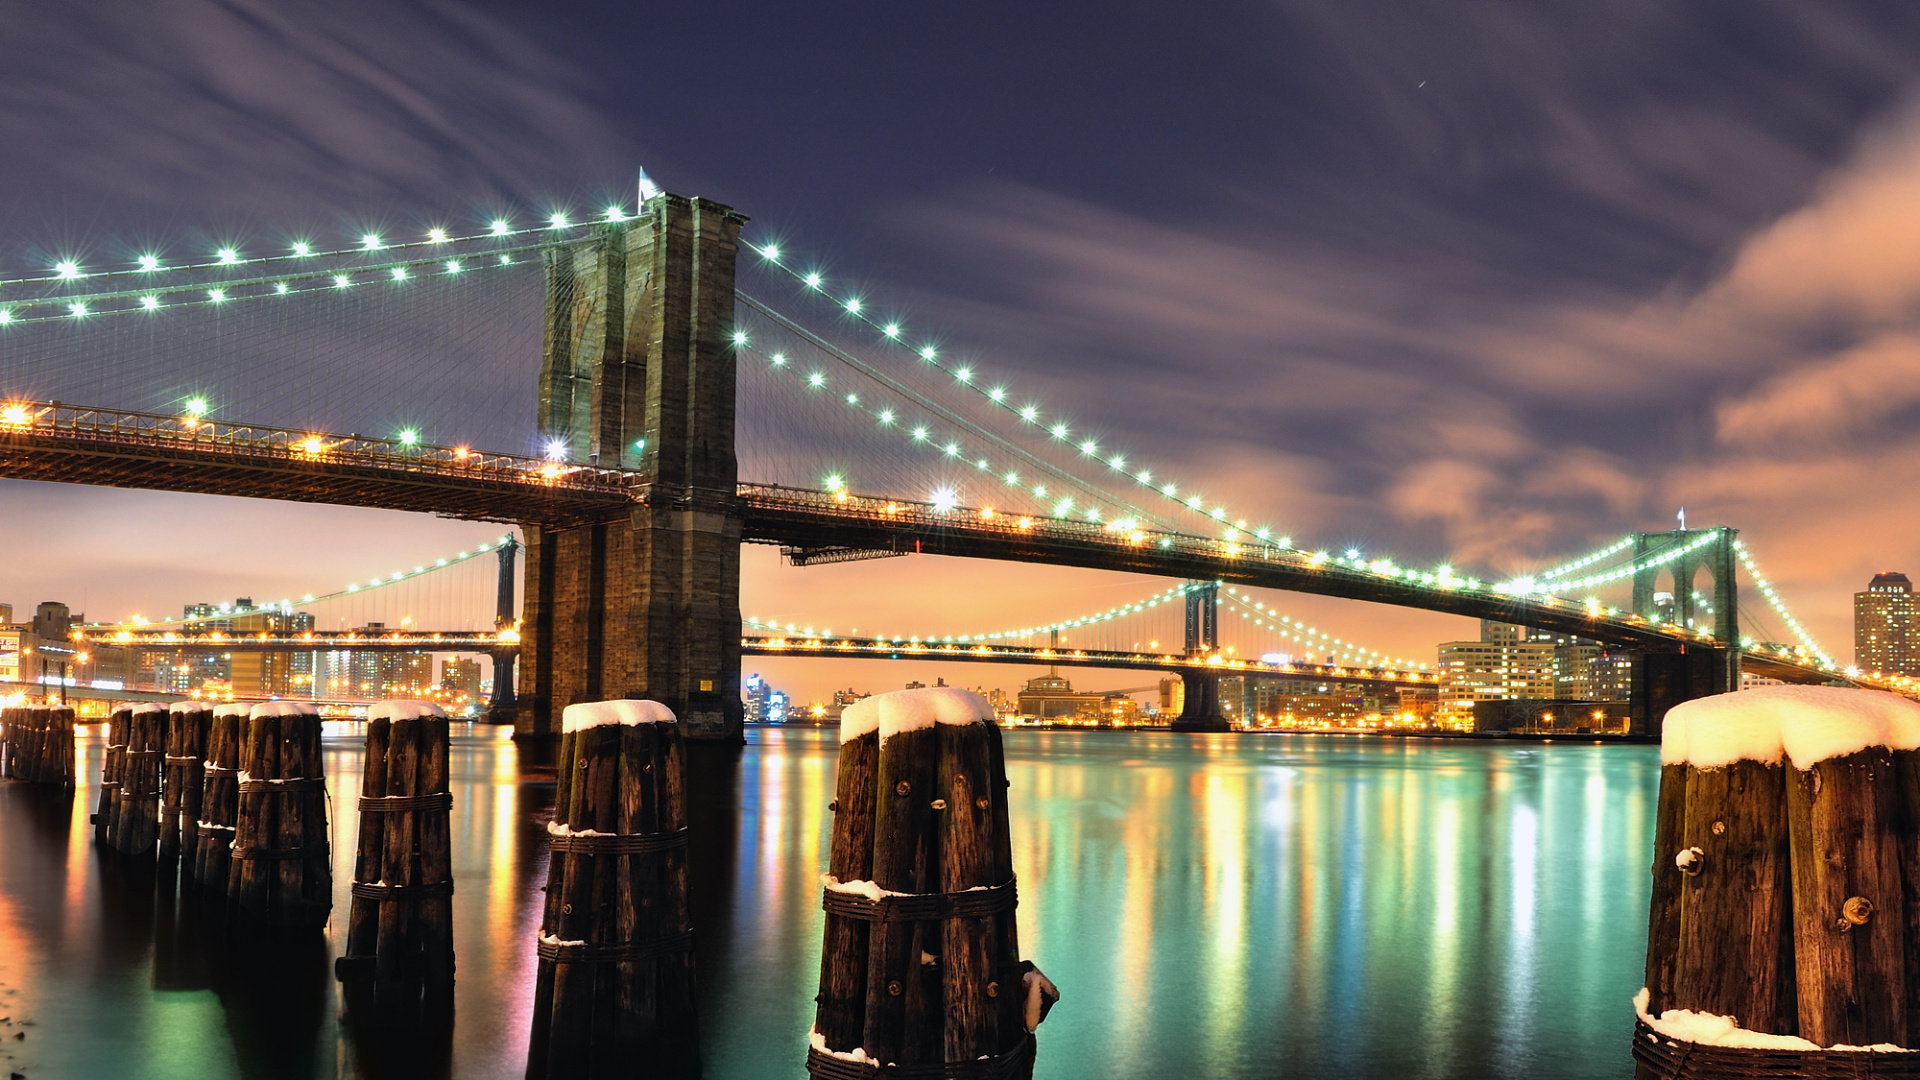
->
[526,700,698,1077]
[838,686,992,743]
[812,687,1055,1077]
[228,701,331,927]
[1637,685,1920,1071]
[159,701,212,859]
[338,699,455,1031]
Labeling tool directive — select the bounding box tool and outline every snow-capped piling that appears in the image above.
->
[810,688,1056,1079]
[336,700,455,1022]
[1636,685,1920,1073]
[93,703,132,845]
[1,704,74,786]
[525,698,698,1080]
[110,704,167,855]
[160,702,212,860]
[191,703,249,892]
[226,701,331,927]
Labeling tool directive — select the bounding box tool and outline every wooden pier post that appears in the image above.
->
[1634,686,1920,1077]
[525,699,698,1080]
[161,702,213,860]
[113,703,167,856]
[336,700,455,1010]
[809,688,1056,1080]
[226,702,331,927]
[94,703,132,845]
[1,704,73,786]
[192,704,249,892]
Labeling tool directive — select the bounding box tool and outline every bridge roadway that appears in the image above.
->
[81,628,1434,690]
[741,634,1436,688]
[0,400,1837,684]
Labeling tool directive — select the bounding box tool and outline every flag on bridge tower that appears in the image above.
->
[1678,507,1686,531]
[638,167,661,203]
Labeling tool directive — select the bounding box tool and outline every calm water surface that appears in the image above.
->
[0,724,1656,1079]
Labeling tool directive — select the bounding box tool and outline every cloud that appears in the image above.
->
[1717,333,1920,445]
[0,0,628,220]
[883,90,1920,657]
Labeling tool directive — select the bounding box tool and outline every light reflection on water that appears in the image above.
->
[0,724,1655,1079]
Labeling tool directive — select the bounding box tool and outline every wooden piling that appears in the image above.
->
[810,688,1054,1080]
[226,702,331,927]
[94,704,132,845]
[1634,687,1920,1077]
[0,704,73,786]
[192,704,250,893]
[1788,748,1907,1047]
[113,703,167,856]
[161,702,213,859]
[336,700,456,1004]
[525,699,698,1080]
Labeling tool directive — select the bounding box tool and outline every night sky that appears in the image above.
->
[5,1,1920,700]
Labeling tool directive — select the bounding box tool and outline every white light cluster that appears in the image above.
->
[1732,540,1834,667]
[748,240,1282,545]
[1223,587,1428,670]
[0,242,545,327]
[735,336,1132,524]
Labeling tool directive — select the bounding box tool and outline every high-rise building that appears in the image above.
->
[1437,622,1557,727]
[441,657,484,705]
[1856,572,1919,675]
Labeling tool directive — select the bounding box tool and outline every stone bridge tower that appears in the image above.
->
[515,190,748,743]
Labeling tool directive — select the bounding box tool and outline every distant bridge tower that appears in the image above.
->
[1627,526,1739,737]
[487,535,519,723]
[1171,580,1230,732]
[516,190,749,743]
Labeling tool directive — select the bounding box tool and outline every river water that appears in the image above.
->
[0,724,1656,1079]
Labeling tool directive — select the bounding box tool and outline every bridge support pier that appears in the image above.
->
[515,191,748,744]
[1169,581,1231,732]
[1630,646,1738,738]
[486,537,519,725]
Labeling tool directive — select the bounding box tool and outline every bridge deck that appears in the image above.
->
[0,400,1842,684]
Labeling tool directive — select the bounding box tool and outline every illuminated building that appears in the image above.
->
[1855,572,1919,675]
[440,657,484,704]
[1437,622,1556,727]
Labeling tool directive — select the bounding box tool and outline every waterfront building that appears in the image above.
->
[1855,572,1919,675]
[441,657,484,706]
[744,672,771,722]
[1438,622,1556,727]
[1017,670,1099,719]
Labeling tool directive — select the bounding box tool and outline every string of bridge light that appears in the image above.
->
[101,535,513,628]
[0,242,549,327]
[0,202,680,325]
[1733,540,1833,667]
[737,335,1173,529]
[1531,536,1636,582]
[736,295,1185,534]
[1221,587,1429,670]
[0,206,654,291]
[747,239,1278,542]
[1497,531,1723,597]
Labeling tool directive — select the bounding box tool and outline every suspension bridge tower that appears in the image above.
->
[1170,581,1231,731]
[514,189,749,743]
[1627,526,1740,736]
